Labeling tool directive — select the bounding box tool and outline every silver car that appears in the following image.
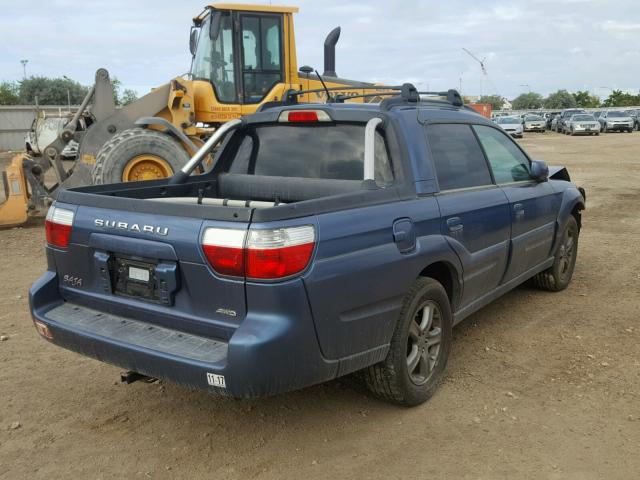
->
[496,116,523,138]
[598,110,634,133]
[523,114,546,133]
[565,114,601,136]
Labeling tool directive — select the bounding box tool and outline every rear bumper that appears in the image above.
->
[29,271,339,398]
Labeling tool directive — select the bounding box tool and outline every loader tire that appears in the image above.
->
[92,128,189,184]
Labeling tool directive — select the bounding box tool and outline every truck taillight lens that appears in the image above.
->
[246,226,315,279]
[45,206,74,248]
[201,225,315,280]
[202,228,246,277]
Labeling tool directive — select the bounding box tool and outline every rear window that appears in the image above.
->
[227,124,394,186]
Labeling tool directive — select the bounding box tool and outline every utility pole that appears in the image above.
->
[20,59,28,79]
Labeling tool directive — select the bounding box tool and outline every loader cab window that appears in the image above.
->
[191,11,237,103]
[240,14,283,103]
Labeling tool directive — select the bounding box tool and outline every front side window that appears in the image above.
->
[425,124,492,191]
[473,125,531,183]
[227,124,393,185]
[241,15,283,103]
[191,12,237,103]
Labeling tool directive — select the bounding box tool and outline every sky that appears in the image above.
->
[1,0,639,100]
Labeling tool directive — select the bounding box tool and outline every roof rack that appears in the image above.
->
[257,83,465,112]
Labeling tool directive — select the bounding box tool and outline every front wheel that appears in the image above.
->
[362,277,452,406]
[532,215,579,292]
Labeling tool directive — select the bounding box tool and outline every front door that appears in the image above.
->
[473,125,560,281]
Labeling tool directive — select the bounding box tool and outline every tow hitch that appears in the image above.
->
[120,371,157,384]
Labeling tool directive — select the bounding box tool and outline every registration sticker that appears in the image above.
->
[128,266,150,282]
[207,373,226,388]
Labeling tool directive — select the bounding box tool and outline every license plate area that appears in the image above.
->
[114,257,159,302]
[100,254,180,306]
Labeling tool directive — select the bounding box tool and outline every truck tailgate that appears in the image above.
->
[51,202,248,340]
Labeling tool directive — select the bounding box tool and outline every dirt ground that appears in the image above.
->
[0,132,639,480]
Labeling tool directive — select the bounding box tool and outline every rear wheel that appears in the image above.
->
[92,128,189,184]
[532,215,579,292]
[362,277,452,406]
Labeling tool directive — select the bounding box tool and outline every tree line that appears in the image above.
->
[478,90,640,111]
[0,76,138,106]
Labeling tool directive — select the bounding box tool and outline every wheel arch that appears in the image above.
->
[552,187,585,253]
[418,260,461,311]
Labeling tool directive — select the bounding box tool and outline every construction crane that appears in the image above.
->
[462,47,487,97]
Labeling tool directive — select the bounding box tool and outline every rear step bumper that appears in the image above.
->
[29,271,339,398]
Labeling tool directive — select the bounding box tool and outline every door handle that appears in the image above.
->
[446,217,463,233]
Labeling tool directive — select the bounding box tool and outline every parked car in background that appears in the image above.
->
[624,109,639,130]
[565,114,600,136]
[598,110,635,133]
[556,109,587,133]
[496,116,524,138]
[545,112,561,130]
[523,115,546,133]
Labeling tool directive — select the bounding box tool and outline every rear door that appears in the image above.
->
[473,125,560,281]
[426,124,511,307]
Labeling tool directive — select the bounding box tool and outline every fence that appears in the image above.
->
[0,105,78,151]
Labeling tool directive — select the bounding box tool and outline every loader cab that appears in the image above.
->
[191,5,298,111]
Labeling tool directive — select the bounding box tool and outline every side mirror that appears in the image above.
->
[530,160,549,182]
[189,27,199,56]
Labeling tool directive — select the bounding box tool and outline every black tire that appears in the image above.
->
[532,215,579,292]
[92,128,189,184]
[362,277,452,406]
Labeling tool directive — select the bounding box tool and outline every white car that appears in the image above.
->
[496,116,523,138]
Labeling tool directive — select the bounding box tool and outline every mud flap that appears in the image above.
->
[0,155,29,227]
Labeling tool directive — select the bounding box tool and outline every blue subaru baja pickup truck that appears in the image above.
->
[29,85,585,406]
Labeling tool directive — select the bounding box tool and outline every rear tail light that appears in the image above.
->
[201,228,246,277]
[45,206,74,248]
[246,226,315,279]
[201,225,315,280]
[278,110,331,123]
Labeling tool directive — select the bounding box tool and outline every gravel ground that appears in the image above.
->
[0,132,639,479]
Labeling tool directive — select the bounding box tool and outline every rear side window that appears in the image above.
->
[425,124,492,190]
[228,124,393,185]
[473,125,531,183]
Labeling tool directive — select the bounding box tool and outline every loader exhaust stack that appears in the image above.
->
[323,27,340,78]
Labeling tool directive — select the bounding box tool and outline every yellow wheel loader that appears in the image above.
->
[0,3,394,227]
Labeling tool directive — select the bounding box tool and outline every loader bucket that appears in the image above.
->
[0,155,29,227]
